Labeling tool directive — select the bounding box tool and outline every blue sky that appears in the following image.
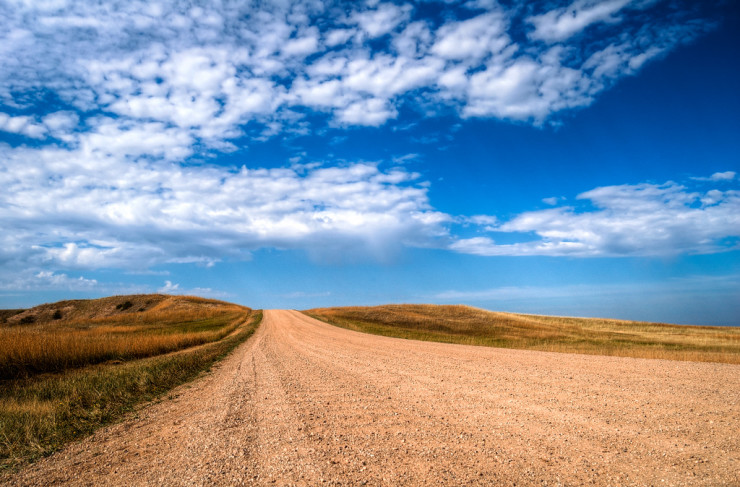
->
[1,0,738,325]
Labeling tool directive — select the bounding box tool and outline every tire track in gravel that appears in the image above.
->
[7,309,740,486]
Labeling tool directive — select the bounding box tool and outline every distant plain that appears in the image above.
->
[305,304,740,364]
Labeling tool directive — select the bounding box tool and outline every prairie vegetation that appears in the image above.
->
[1,294,247,380]
[0,294,261,470]
[305,304,740,364]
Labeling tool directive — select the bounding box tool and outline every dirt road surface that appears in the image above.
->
[7,310,739,486]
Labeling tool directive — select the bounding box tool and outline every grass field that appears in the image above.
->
[304,304,740,364]
[0,294,261,471]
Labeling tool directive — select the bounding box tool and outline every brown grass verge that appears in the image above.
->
[304,304,740,364]
[0,295,262,473]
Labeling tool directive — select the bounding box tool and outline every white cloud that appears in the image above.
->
[691,171,736,182]
[393,21,432,58]
[158,280,180,293]
[81,118,194,161]
[325,29,355,47]
[352,3,412,38]
[452,177,740,257]
[392,152,420,164]
[42,111,79,135]
[434,283,603,302]
[343,54,445,99]
[291,78,346,108]
[282,28,321,57]
[0,0,731,288]
[528,0,633,43]
[0,270,98,292]
[0,113,47,138]
[154,280,230,298]
[0,142,449,271]
[710,171,736,181]
[466,215,498,227]
[36,271,98,289]
[465,59,542,119]
[335,97,398,126]
[431,12,509,60]
[0,0,716,137]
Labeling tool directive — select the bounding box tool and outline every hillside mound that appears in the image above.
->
[305,304,740,364]
[1,294,236,326]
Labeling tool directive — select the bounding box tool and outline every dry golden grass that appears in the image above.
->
[0,294,249,380]
[0,294,262,471]
[305,304,740,364]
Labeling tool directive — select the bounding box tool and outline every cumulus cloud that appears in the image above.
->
[0,0,718,139]
[352,3,412,39]
[282,27,321,57]
[36,271,98,289]
[325,28,355,47]
[0,270,98,292]
[527,0,633,42]
[158,280,180,293]
[452,177,740,257]
[335,97,398,126]
[0,113,47,138]
[431,12,509,61]
[0,0,732,291]
[42,111,79,135]
[0,141,449,271]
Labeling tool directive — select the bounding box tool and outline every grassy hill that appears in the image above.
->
[304,304,740,364]
[0,294,261,471]
[1,294,252,380]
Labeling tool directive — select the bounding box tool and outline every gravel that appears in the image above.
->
[7,309,739,486]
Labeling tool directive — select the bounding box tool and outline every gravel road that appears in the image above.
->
[7,309,739,486]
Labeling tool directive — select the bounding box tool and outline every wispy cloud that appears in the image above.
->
[691,171,736,182]
[157,280,230,298]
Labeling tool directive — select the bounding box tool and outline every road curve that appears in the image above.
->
[8,309,740,486]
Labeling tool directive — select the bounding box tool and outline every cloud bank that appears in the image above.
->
[0,1,734,293]
[453,178,740,257]
[1,142,448,275]
[0,0,714,138]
